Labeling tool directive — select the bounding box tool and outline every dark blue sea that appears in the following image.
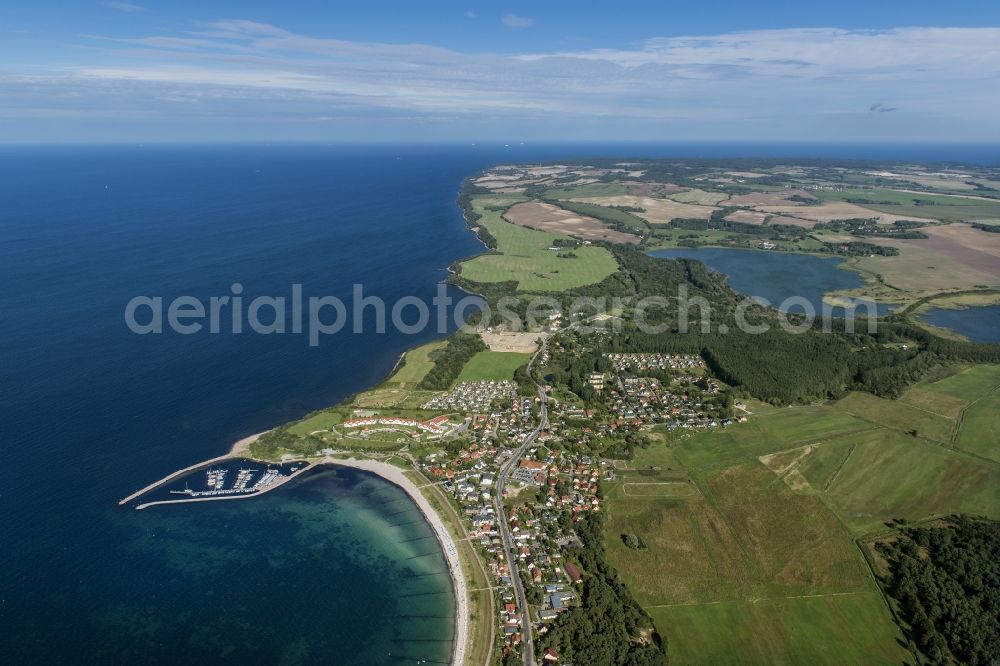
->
[1,143,997,663]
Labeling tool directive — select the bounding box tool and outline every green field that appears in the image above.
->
[458,197,619,291]
[540,182,628,199]
[606,369,1000,663]
[287,409,344,436]
[798,428,1000,534]
[605,462,869,605]
[830,391,955,443]
[955,391,1000,462]
[669,188,730,205]
[454,350,530,383]
[911,363,1000,401]
[387,340,447,385]
[670,405,873,470]
[816,187,1000,221]
[649,593,910,665]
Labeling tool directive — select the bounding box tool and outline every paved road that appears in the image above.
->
[493,340,549,666]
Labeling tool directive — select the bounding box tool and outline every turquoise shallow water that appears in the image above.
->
[53,466,454,664]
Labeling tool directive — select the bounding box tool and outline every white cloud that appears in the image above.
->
[4,23,1000,140]
[501,13,535,29]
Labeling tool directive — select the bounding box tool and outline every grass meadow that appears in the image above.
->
[453,350,530,384]
[604,365,1000,663]
[458,197,619,291]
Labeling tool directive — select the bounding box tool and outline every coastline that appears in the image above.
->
[319,456,469,666]
[120,450,470,665]
[121,182,489,664]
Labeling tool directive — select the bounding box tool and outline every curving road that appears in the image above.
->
[493,339,549,666]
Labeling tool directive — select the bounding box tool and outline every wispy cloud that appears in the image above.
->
[870,103,897,113]
[501,13,535,29]
[4,23,1000,140]
[101,1,146,13]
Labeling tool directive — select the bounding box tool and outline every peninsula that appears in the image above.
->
[125,158,1000,666]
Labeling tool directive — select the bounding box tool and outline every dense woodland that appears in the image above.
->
[878,517,1000,665]
[417,331,487,390]
[537,512,666,666]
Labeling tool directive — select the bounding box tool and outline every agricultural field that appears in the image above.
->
[955,391,1000,461]
[798,429,999,534]
[605,462,870,604]
[830,391,955,443]
[547,199,650,231]
[816,187,1000,221]
[725,189,817,207]
[605,368,1000,663]
[569,194,718,224]
[539,182,628,199]
[904,363,1000,402]
[669,405,873,470]
[624,181,688,197]
[668,188,731,205]
[457,197,619,291]
[453,350,530,383]
[502,201,640,244]
[851,224,1000,294]
[723,209,769,225]
[649,593,910,666]
[758,200,937,226]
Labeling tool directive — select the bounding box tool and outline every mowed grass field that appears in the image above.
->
[387,340,446,386]
[830,391,955,443]
[649,593,910,665]
[458,197,619,291]
[605,462,870,605]
[454,350,530,383]
[606,366,1000,663]
[287,409,344,436]
[955,391,1000,461]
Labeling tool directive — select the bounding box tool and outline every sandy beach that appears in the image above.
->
[122,449,470,664]
[229,431,267,456]
[324,457,469,666]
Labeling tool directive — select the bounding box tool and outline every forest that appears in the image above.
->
[417,331,487,390]
[877,517,1000,665]
[536,512,666,666]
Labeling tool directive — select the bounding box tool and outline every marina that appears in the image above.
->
[124,458,312,510]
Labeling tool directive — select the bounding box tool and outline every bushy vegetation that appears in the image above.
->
[668,208,811,244]
[815,217,928,239]
[877,517,1000,665]
[819,239,900,256]
[416,331,487,390]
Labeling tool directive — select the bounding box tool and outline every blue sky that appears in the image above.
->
[2,1,1000,142]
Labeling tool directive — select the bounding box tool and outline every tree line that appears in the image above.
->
[417,331,487,390]
[537,512,666,666]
